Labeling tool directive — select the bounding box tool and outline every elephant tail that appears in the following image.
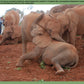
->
[70,53,79,68]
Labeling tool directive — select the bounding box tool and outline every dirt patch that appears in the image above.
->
[0,36,84,81]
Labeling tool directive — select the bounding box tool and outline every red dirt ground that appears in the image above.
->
[0,36,84,81]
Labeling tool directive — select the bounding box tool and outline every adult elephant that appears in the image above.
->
[16,24,79,75]
[3,10,20,27]
[33,5,84,45]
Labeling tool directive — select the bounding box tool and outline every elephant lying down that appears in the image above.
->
[0,25,22,45]
[16,25,79,75]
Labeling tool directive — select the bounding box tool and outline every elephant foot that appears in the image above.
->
[56,70,65,75]
[16,62,24,67]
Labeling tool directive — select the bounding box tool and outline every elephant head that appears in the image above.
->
[4,10,19,27]
[33,13,65,42]
[31,24,52,48]
[0,25,21,45]
[4,14,14,27]
[45,18,66,42]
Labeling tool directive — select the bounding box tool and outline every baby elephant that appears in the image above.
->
[16,25,79,75]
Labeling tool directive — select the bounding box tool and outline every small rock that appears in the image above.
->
[6,67,10,69]
[32,78,38,81]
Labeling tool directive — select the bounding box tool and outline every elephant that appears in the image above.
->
[3,10,20,27]
[16,24,79,75]
[21,12,44,54]
[33,5,84,45]
[49,4,77,16]
[0,10,21,45]
[0,25,22,45]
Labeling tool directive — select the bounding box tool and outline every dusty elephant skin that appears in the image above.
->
[33,13,66,42]
[3,10,20,27]
[16,25,79,75]
[0,25,22,45]
[49,4,77,15]
[21,12,44,54]
[1,10,21,45]
[34,5,84,45]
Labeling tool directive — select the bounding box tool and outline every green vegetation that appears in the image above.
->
[63,67,71,71]
[7,62,11,64]
[15,67,22,71]
[40,61,46,69]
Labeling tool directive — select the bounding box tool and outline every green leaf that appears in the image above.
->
[15,67,22,71]
[40,61,46,69]
[7,62,11,64]
[41,65,46,69]
[63,67,71,71]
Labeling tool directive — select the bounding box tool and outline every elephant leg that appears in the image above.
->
[16,46,43,67]
[21,21,27,55]
[54,63,65,75]
[21,30,27,55]
[66,31,70,43]
[22,40,27,55]
[70,32,76,45]
[69,27,77,45]
[51,50,72,75]
[51,56,65,75]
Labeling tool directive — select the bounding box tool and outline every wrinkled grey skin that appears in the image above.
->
[16,25,79,75]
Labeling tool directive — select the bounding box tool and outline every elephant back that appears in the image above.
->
[49,5,77,16]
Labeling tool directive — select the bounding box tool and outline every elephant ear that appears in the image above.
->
[32,33,52,48]
[11,25,21,39]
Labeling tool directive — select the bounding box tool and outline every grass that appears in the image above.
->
[63,66,71,71]
[40,61,46,69]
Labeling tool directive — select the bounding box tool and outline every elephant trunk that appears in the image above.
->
[51,33,65,42]
[0,37,6,45]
